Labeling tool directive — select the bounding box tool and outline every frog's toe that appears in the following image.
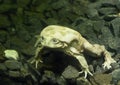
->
[102,59,116,69]
[35,59,43,68]
[31,59,43,68]
[79,69,93,78]
[102,62,111,69]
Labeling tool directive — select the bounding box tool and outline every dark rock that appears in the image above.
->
[89,65,94,73]
[103,18,120,50]
[40,70,56,84]
[93,20,105,34]
[8,71,21,78]
[16,25,31,42]
[10,8,31,42]
[4,60,22,70]
[100,0,118,7]
[72,17,87,27]
[0,76,21,85]
[95,65,103,73]
[0,63,7,71]
[19,63,30,77]
[118,61,120,65]
[0,44,6,61]
[114,54,120,62]
[24,11,45,33]
[108,37,120,50]
[0,0,2,3]
[118,81,120,85]
[10,7,23,25]
[0,14,11,28]
[35,2,49,12]
[111,63,120,69]
[116,2,120,10]
[100,26,114,47]
[112,1,120,8]
[0,4,17,13]
[111,69,120,84]
[90,73,112,85]
[75,19,101,43]
[98,7,117,15]
[45,18,58,25]
[76,77,91,85]
[87,1,102,9]
[110,18,120,37]
[17,0,30,8]
[62,65,79,79]
[103,14,118,21]
[3,0,15,4]
[0,30,8,43]
[6,27,17,35]
[51,0,68,10]
[89,0,99,2]
[56,76,66,85]
[86,8,99,20]
[5,36,35,57]
[21,44,35,57]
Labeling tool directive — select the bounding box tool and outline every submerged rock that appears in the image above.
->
[98,7,117,15]
[90,73,112,85]
[0,63,7,72]
[4,60,22,70]
[56,76,66,85]
[0,0,120,85]
[111,69,120,84]
[40,70,56,84]
[0,30,8,43]
[76,77,91,85]
[8,71,21,78]
[0,14,11,28]
[111,18,120,37]
[62,65,79,79]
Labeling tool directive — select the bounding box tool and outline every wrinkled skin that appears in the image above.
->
[31,25,116,78]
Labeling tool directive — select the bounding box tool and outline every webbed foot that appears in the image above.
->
[79,68,93,78]
[102,50,116,69]
[102,58,116,69]
[31,58,43,68]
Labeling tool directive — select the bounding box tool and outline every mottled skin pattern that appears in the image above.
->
[31,25,116,78]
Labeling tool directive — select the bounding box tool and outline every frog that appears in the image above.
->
[31,25,116,78]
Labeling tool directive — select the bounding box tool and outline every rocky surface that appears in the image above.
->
[0,0,120,85]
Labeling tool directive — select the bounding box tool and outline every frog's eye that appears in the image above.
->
[40,36,44,41]
[51,38,59,44]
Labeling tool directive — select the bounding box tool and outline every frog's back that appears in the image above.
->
[41,25,82,43]
[42,25,79,35]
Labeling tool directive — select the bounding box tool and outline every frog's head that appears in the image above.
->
[35,25,79,49]
[39,35,67,48]
[38,26,68,48]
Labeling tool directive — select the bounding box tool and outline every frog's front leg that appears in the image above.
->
[75,54,93,78]
[31,45,43,68]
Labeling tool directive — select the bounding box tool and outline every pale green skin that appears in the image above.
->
[4,49,19,60]
[31,25,116,78]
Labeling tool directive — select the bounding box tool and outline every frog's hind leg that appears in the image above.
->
[83,42,116,69]
[91,44,116,69]
[75,55,93,78]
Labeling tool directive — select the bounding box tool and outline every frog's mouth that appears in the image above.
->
[42,42,67,49]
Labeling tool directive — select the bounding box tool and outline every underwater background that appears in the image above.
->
[0,0,120,85]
